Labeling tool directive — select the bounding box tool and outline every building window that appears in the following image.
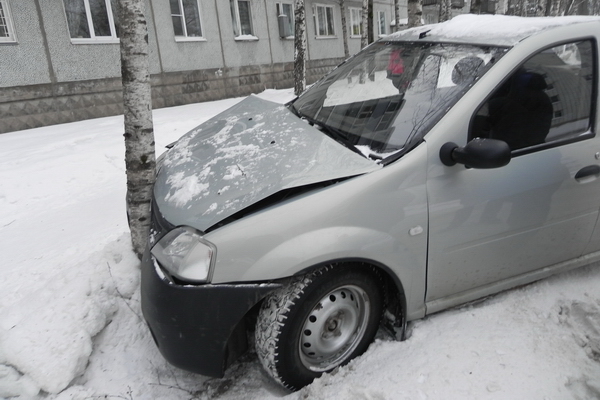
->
[230,0,254,38]
[378,11,388,36]
[314,4,335,37]
[63,0,119,42]
[276,2,294,38]
[349,8,361,37]
[0,0,16,43]
[170,0,203,39]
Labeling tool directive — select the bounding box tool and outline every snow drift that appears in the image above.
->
[0,89,599,400]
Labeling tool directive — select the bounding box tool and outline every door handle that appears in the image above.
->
[575,165,600,183]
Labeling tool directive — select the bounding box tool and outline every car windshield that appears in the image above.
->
[291,41,507,161]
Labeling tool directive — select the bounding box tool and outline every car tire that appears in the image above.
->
[255,264,383,391]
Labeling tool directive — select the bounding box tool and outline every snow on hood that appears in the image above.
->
[154,95,381,231]
[387,14,600,47]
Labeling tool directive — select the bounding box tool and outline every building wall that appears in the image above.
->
[149,0,223,73]
[220,0,275,67]
[266,2,296,64]
[0,0,401,134]
[0,1,50,87]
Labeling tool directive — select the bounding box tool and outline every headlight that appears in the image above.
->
[151,226,216,283]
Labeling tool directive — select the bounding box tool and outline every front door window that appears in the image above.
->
[471,40,594,154]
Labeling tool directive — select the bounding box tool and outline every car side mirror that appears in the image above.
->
[439,138,511,169]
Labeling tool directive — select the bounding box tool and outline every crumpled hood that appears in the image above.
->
[154,95,381,231]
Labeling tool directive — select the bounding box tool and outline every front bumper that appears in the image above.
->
[141,248,282,377]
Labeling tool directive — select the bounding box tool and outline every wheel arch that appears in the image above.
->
[253,260,406,390]
[227,258,409,375]
[288,258,408,337]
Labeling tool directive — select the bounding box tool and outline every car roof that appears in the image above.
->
[385,14,600,47]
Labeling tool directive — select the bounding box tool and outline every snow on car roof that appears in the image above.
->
[386,14,600,47]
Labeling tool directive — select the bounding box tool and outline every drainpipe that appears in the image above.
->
[33,0,56,89]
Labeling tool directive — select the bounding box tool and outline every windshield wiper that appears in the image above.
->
[287,101,368,159]
[287,101,302,118]
[300,114,366,158]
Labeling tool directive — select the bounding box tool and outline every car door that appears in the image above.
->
[425,39,600,310]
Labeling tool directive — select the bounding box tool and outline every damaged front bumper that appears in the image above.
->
[140,248,282,377]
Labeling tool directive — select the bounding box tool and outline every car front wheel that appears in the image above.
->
[255,264,383,391]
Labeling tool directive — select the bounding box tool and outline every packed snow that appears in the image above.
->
[388,14,600,46]
[1,87,600,400]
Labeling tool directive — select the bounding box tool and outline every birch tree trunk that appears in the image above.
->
[507,0,525,15]
[117,0,156,259]
[521,0,528,15]
[562,0,576,14]
[590,0,600,15]
[294,0,307,96]
[367,0,374,44]
[534,0,545,15]
[506,0,517,14]
[546,0,565,15]
[439,0,452,21]
[361,0,369,48]
[394,0,401,32]
[339,0,350,58]
[408,0,423,27]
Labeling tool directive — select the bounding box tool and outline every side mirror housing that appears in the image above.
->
[440,138,511,169]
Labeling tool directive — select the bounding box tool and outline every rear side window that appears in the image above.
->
[471,40,595,153]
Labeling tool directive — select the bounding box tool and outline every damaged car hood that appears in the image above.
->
[154,95,381,231]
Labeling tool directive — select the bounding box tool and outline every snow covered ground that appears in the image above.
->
[1,88,600,400]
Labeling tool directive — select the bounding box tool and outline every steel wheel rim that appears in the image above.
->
[299,284,370,372]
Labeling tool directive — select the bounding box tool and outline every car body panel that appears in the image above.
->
[154,95,380,232]
[140,248,283,377]
[423,21,600,307]
[206,142,430,320]
[427,140,600,302]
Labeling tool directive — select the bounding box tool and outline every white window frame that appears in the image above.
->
[276,2,294,39]
[171,0,205,41]
[230,0,257,40]
[0,0,16,43]
[377,10,388,37]
[63,0,119,44]
[313,4,336,38]
[349,7,362,38]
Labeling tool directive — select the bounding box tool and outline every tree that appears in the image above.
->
[294,0,307,96]
[544,0,559,15]
[339,0,350,58]
[559,0,580,14]
[117,0,156,259]
[470,0,482,14]
[506,0,528,15]
[361,0,369,48]
[394,0,401,32]
[367,0,374,44]
[439,0,452,21]
[408,0,424,27]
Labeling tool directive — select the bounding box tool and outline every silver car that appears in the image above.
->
[141,15,600,390]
